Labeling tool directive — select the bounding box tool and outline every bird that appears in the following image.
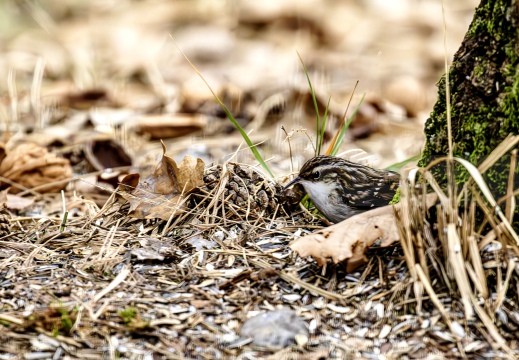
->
[284,155,400,223]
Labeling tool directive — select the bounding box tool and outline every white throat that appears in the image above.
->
[299,179,335,210]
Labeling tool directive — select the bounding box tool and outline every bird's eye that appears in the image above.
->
[311,171,321,180]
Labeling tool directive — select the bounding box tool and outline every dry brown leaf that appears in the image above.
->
[84,138,133,171]
[133,114,207,139]
[290,193,438,272]
[120,141,204,220]
[290,205,399,269]
[126,191,181,220]
[174,153,205,194]
[0,143,72,194]
[61,88,117,110]
[84,138,133,189]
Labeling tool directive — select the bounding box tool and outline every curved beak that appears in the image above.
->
[284,176,301,190]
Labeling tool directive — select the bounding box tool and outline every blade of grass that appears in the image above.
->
[415,264,460,338]
[320,95,331,154]
[325,81,359,155]
[171,36,274,178]
[297,52,323,156]
[329,93,366,156]
[385,154,421,172]
[454,157,519,245]
[447,223,474,319]
[505,149,517,222]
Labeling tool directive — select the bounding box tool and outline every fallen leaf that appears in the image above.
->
[290,193,438,272]
[84,138,133,171]
[62,88,116,110]
[119,173,140,192]
[133,114,207,139]
[190,300,213,309]
[7,194,35,210]
[173,153,205,194]
[120,141,204,220]
[84,138,133,188]
[0,143,72,194]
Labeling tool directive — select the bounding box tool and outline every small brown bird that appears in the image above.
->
[284,155,400,223]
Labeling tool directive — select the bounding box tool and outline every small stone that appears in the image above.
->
[240,308,308,348]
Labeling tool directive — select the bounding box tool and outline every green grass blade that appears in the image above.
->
[297,52,322,156]
[221,106,274,177]
[330,93,366,156]
[172,37,273,178]
[385,154,421,172]
[319,95,331,155]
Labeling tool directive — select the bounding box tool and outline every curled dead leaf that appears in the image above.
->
[84,139,133,171]
[147,141,205,195]
[84,138,133,189]
[173,152,205,194]
[0,143,72,194]
[120,141,205,220]
[290,193,438,272]
[119,173,140,193]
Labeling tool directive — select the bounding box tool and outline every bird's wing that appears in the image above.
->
[342,169,400,209]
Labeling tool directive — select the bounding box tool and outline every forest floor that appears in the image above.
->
[2,1,518,359]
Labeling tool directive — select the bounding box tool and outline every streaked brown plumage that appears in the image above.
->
[284,155,400,223]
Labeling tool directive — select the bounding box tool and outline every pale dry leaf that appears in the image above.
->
[6,194,35,210]
[290,205,399,267]
[290,193,438,271]
[126,191,184,220]
[0,143,72,194]
[131,247,165,261]
[175,154,205,193]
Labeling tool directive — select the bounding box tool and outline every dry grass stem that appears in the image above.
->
[397,139,519,357]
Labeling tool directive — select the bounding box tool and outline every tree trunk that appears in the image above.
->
[419,0,519,220]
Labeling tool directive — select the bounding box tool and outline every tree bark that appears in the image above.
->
[419,0,519,217]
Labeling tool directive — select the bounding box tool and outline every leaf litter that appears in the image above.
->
[1,0,517,359]
[120,141,205,220]
[1,144,518,358]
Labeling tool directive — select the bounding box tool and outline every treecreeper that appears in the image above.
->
[284,155,400,223]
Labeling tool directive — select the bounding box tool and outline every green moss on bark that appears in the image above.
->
[389,187,401,205]
[420,0,519,218]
